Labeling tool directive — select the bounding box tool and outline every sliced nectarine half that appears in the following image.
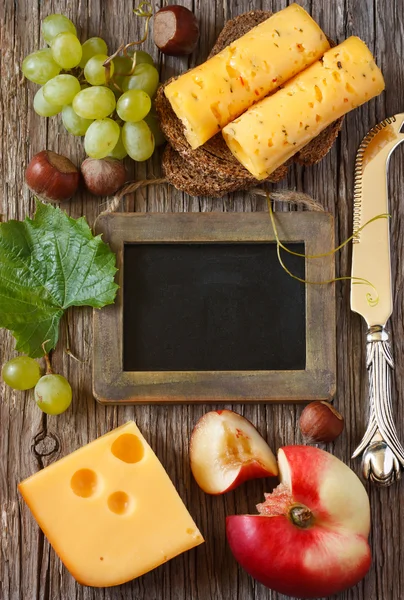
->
[190,410,278,495]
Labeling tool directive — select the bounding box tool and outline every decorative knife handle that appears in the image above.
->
[352,325,404,486]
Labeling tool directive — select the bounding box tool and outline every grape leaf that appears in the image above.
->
[0,201,118,357]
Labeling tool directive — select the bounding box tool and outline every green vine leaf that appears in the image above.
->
[0,200,118,357]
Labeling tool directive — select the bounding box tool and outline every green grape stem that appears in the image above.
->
[103,46,138,89]
[102,0,154,87]
[44,353,53,375]
[41,340,54,374]
[76,69,86,83]
[110,76,125,94]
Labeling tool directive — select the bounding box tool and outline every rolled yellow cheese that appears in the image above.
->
[164,4,330,149]
[222,37,385,180]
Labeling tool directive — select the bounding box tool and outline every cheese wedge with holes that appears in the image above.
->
[222,36,385,180]
[18,421,204,587]
[164,4,329,149]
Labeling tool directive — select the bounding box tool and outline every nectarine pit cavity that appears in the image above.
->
[257,483,315,529]
[222,423,252,466]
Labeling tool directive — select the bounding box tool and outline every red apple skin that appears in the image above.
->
[226,446,371,599]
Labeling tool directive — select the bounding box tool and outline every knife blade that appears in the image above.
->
[351,114,404,485]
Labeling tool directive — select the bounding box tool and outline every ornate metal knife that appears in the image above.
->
[351,114,404,486]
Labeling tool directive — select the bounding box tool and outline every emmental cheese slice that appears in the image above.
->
[222,37,385,180]
[18,421,204,587]
[164,4,329,149]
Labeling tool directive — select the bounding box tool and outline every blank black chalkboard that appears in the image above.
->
[123,243,306,372]
[94,212,336,403]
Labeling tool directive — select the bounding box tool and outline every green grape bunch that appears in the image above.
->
[2,356,72,416]
[21,14,166,162]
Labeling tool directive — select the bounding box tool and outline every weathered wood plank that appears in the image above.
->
[1,0,404,599]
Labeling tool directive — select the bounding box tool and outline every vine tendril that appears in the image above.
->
[102,1,154,86]
[267,194,390,307]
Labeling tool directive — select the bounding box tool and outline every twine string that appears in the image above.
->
[100,179,324,216]
[98,178,384,306]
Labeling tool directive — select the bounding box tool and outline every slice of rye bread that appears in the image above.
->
[157,10,344,196]
[162,143,288,197]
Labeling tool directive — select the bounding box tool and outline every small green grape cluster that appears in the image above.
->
[22,14,165,161]
[2,356,72,416]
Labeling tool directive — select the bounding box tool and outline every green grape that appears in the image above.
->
[144,109,166,147]
[112,55,132,92]
[112,51,154,85]
[116,89,151,122]
[35,374,72,415]
[51,32,82,69]
[126,49,155,66]
[113,55,132,74]
[109,81,123,99]
[79,37,108,68]
[73,86,116,119]
[22,49,61,84]
[2,356,41,391]
[43,74,80,106]
[33,87,63,117]
[122,120,155,161]
[62,105,93,135]
[121,63,159,98]
[108,129,127,159]
[84,54,114,86]
[42,14,77,45]
[84,118,120,158]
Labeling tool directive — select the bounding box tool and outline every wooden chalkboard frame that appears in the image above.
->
[93,212,336,404]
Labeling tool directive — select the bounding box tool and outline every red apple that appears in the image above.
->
[190,410,278,494]
[226,446,371,599]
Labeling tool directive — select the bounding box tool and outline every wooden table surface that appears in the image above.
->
[1,1,404,599]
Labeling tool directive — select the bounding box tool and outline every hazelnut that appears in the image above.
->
[80,158,126,197]
[299,401,344,443]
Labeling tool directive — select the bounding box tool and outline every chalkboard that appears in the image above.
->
[123,243,306,372]
[93,212,336,404]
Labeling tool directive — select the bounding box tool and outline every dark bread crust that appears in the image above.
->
[157,10,343,197]
[162,144,288,198]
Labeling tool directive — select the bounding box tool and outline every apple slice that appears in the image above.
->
[226,445,371,599]
[190,410,278,494]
